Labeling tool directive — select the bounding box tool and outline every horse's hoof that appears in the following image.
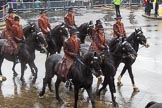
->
[113,102,119,107]
[133,87,140,92]
[117,82,123,86]
[39,95,44,99]
[58,98,64,104]
[39,91,44,97]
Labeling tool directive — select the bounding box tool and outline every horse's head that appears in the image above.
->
[87,20,94,36]
[83,51,102,77]
[26,23,47,53]
[134,28,149,48]
[119,41,137,60]
[57,23,69,38]
[23,22,40,38]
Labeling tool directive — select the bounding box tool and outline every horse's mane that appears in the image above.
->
[78,23,88,31]
[82,52,93,64]
[52,25,61,32]
[127,32,136,42]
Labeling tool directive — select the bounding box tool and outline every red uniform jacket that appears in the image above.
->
[38,15,51,35]
[89,33,106,52]
[12,23,24,42]
[63,37,81,60]
[113,22,126,38]
[64,13,75,28]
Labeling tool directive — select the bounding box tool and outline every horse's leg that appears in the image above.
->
[96,76,102,92]
[39,77,49,97]
[20,62,26,81]
[28,62,38,78]
[48,78,53,92]
[97,77,108,96]
[55,78,63,102]
[12,62,18,77]
[117,65,127,86]
[127,65,140,92]
[109,76,118,107]
[0,57,4,75]
[74,86,79,108]
[86,86,95,108]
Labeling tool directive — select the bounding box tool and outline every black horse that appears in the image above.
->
[39,52,102,108]
[0,23,47,81]
[46,23,69,56]
[117,28,149,92]
[97,40,137,106]
[78,21,94,43]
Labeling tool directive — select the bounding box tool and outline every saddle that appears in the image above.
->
[55,58,68,80]
[1,40,20,55]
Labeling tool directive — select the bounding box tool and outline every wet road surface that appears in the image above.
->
[0,7,162,108]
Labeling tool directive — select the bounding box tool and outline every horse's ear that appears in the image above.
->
[140,27,142,30]
[135,28,137,32]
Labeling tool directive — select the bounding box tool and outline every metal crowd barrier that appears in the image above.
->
[0,0,142,19]
[8,0,86,11]
[0,3,8,20]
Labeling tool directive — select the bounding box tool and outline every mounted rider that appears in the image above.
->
[1,16,24,63]
[91,19,102,40]
[113,15,127,38]
[56,28,80,87]
[89,24,108,52]
[38,10,52,38]
[63,28,80,75]
[64,7,77,30]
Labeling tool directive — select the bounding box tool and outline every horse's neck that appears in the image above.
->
[25,39,36,52]
[79,24,88,33]
[127,33,139,52]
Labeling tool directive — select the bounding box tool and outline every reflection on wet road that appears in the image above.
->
[0,7,162,108]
